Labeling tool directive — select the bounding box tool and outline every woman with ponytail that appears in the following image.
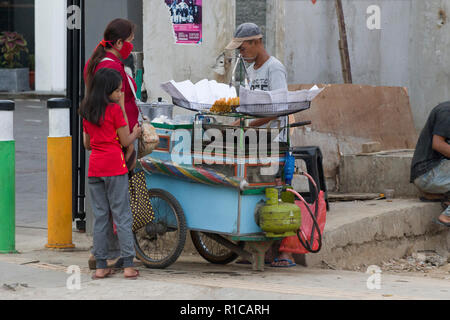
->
[83,18,139,271]
[84,18,138,169]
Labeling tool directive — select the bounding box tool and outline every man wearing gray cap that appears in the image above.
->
[226,22,289,142]
[226,23,297,268]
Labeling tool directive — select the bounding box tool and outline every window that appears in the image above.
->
[0,0,35,72]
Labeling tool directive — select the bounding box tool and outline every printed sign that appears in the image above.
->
[165,0,202,44]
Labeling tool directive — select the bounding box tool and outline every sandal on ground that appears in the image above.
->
[91,269,114,280]
[124,269,139,280]
[270,258,296,268]
[420,197,443,202]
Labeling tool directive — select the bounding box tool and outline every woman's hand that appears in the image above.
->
[132,124,142,138]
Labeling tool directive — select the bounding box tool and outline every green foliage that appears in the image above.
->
[0,31,29,69]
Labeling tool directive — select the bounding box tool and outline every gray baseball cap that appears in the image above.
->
[225,23,263,50]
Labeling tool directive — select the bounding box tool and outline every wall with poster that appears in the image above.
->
[143,0,235,108]
[165,0,202,44]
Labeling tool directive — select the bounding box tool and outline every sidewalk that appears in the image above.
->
[1,215,449,300]
[3,99,449,300]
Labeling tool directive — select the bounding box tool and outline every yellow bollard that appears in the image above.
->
[46,98,75,249]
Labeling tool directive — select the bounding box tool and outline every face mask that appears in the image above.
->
[119,41,133,60]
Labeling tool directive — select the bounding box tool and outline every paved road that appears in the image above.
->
[6,99,450,302]
[0,228,448,301]
[14,99,48,228]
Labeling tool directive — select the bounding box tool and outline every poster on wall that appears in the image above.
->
[165,0,202,45]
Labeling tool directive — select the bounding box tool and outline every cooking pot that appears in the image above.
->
[138,97,173,121]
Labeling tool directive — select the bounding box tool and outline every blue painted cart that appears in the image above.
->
[134,104,312,271]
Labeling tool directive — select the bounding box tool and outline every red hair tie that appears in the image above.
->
[98,39,113,48]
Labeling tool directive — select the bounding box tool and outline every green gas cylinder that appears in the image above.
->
[258,188,301,238]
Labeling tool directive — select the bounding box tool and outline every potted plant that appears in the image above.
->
[0,31,30,92]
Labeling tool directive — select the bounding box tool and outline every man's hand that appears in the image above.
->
[249,117,277,127]
[432,135,450,158]
[231,117,277,127]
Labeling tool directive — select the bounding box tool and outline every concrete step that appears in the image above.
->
[338,149,419,197]
[181,198,449,271]
[300,199,449,270]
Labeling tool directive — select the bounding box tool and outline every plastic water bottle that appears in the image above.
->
[284,152,295,185]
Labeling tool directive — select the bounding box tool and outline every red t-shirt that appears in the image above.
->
[83,103,128,177]
[83,52,139,133]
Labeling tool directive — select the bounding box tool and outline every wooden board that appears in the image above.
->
[288,84,419,187]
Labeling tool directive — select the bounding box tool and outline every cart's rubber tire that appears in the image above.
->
[190,231,245,265]
[134,189,186,269]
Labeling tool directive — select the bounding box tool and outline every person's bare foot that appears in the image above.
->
[438,214,450,224]
[92,268,113,280]
[124,267,139,279]
[271,252,296,267]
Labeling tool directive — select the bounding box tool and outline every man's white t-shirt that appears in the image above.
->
[247,56,288,142]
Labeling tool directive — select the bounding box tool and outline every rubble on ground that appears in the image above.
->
[381,251,449,274]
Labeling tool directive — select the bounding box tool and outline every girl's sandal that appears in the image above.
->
[91,268,114,280]
[124,269,139,280]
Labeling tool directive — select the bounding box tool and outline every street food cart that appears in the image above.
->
[133,97,318,271]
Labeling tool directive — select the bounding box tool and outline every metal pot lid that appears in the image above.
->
[150,97,173,108]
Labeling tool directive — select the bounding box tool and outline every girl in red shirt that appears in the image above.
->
[83,18,138,273]
[80,68,141,280]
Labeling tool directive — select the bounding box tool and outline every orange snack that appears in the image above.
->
[210,97,240,113]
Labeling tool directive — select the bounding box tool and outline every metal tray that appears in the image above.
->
[172,97,311,118]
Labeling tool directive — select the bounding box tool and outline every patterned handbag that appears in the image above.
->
[128,170,155,232]
[124,71,159,159]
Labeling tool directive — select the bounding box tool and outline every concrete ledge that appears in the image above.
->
[180,198,449,271]
[339,150,420,197]
[302,199,449,269]
[0,91,66,101]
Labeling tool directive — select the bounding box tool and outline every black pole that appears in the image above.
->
[67,0,77,223]
[67,0,86,231]
[77,0,87,231]
[72,0,83,230]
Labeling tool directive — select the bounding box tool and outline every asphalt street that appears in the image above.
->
[14,99,48,228]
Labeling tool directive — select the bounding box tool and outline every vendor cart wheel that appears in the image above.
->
[190,231,245,265]
[133,189,186,269]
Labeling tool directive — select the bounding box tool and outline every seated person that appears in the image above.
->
[410,102,450,227]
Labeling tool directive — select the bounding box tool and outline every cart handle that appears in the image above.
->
[289,121,312,128]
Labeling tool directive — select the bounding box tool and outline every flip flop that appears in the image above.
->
[420,197,443,203]
[124,270,139,280]
[91,269,114,280]
[433,218,450,228]
[271,258,296,268]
